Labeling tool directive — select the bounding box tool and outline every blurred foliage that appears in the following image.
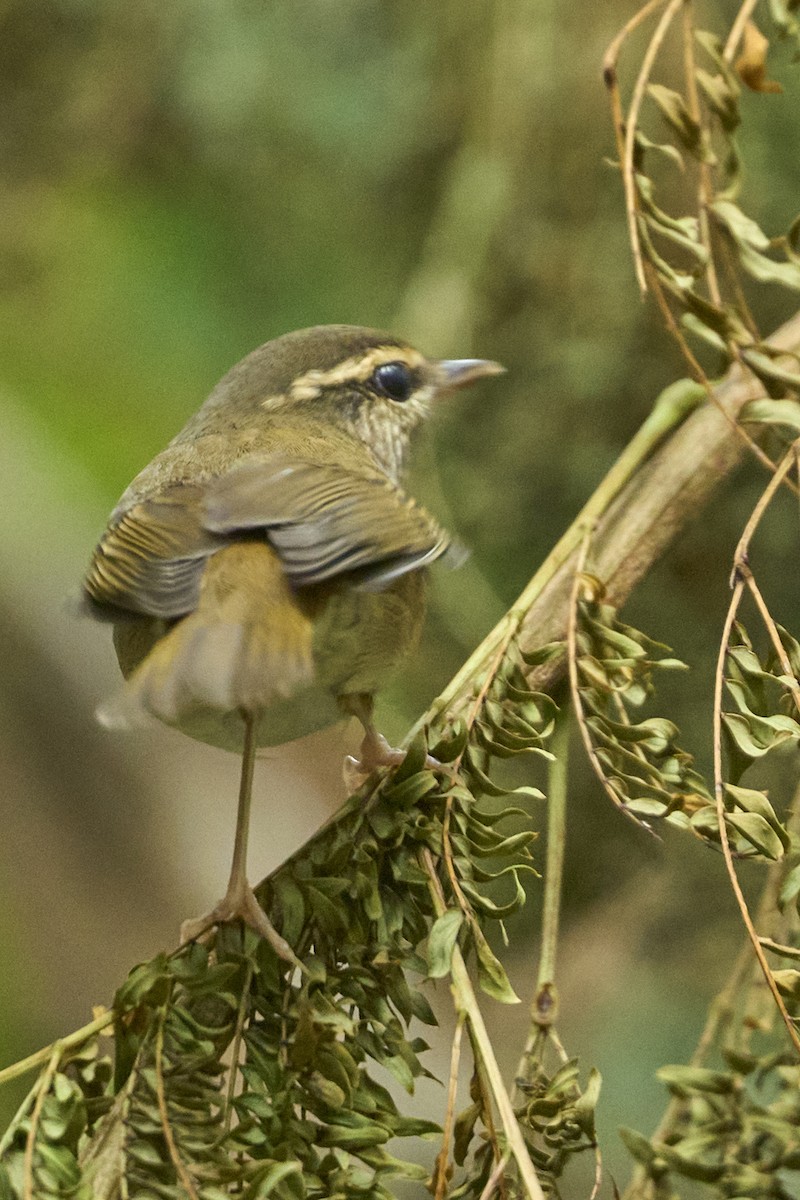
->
[2,0,800,1195]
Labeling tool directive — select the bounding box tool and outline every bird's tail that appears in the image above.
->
[97,542,315,731]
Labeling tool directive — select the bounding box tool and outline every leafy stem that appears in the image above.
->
[422,848,546,1200]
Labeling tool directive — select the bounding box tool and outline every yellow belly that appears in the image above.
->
[111,568,427,752]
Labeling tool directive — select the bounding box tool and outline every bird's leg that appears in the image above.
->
[341,692,440,791]
[180,710,300,967]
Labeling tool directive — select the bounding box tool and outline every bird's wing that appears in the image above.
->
[84,486,223,618]
[204,457,463,587]
[84,457,463,619]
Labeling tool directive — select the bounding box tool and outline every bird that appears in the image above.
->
[83,324,503,953]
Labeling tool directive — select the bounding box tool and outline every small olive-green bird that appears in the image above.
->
[84,324,503,951]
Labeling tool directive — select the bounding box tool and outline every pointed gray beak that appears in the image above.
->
[435,358,505,391]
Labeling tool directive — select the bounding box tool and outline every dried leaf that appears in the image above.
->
[735,21,783,93]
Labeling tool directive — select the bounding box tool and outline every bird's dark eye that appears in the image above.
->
[371,361,414,402]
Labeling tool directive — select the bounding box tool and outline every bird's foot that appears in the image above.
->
[343,730,441,792]
[180,879,302,968]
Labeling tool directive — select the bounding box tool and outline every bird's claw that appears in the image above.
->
[180,881,302,968]
[343,732,443,791]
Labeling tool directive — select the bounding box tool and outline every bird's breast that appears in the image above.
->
[310,569,428,698]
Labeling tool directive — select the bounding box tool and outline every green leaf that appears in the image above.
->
[572,1067,602,1137]
[695,67,740,130]
[654,1140,724,1182]
[468,829,536,859]
[381,1054,416,1092]
[740,397,800,428]
[428,721,468,762]
[722,712,793,762]
[656,1065,736,1095]
[778,861,800,911]
[472,929,520,1004]
[388,1116,441,1138]
[634,130,685,171]
[519,641,565,668]
[637,176,707,262]
[725,784,789,849]
[453,1100,481,1165]
[460,875,527,920]
[272,875,306,947]
[647,84,710,159]
[306,1071,347,1109]
[741,349,800,397]
[712,199,770,249]
[619,1126,657,1167]
[317,1122,390,1149]
[725,812,785,860]
[382,770,440,807]
[426,909,464,978]
[681,312,728,352]
[304,885,349,937]
[465,753,513,797]
[772,969,800,1001]
[249,1162,304,1199]
[391,731,429,782]
[359,1147,431,1180]
[689,805,722,842]
[710,201,800,291]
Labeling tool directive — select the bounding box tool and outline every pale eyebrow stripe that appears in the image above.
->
[288,347,425,401]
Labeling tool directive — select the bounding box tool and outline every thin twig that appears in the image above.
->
[422,849,546,1200]
[712,580,800,1056]
[622,0,684,294]
[743,567,800,717]
[440,639,511,919]
[590,1141,604,1200]
[646,260,786,482]
[513,708,570,1102]
[0,1010,113,1088]
[478,1150,511,1200]
[724,0,761,61]
[603,0,671,85]
[729,441,800,712]
[732,441,798,570]
[603,0,671,163]
[466,1022,507,1187]
[154,1004,201,1200]
[681,2,722,308]
[22,1045,61,1200]
[623,787,800,1200]
[433,1013,465,1200]
[534,705,570,1025]
[567,529,647,829]
[760,937,800,960]
[222,960,254,1136]
[607,0,789,488]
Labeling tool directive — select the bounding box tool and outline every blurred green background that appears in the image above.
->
[1,0,799,1188]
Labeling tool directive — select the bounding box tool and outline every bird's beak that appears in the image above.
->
[435,358,506,391]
